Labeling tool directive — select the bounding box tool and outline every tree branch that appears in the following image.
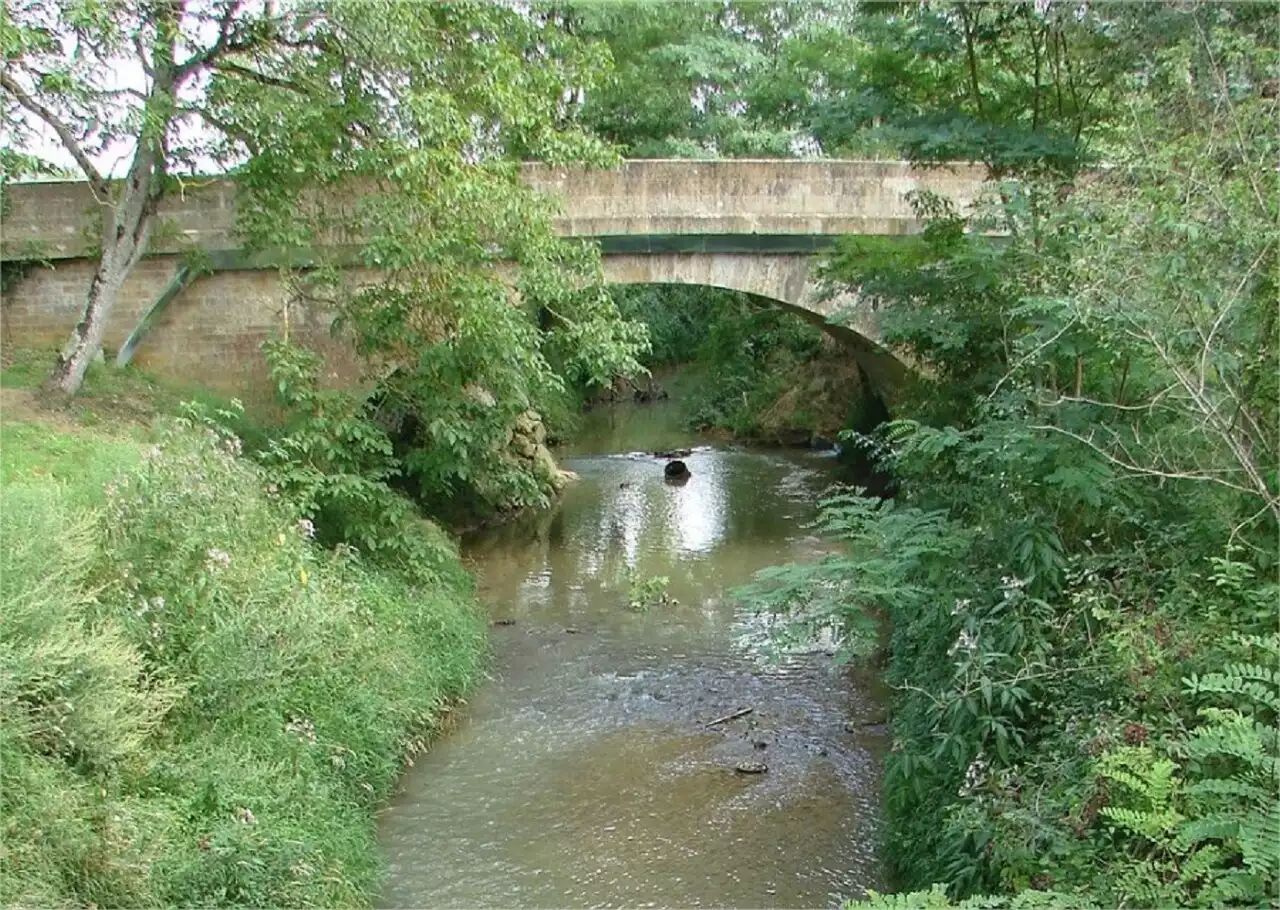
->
[133,29,154,78]
[986,317,1077,402]
[1031,423,1264,499]
[958,5,986,118]
[0,70,108,194]
[214,60,307,93]
[177,104,260,156]
[176,0,246,79]
[1045,383,1185,415]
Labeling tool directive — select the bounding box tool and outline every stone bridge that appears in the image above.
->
[0,160,986,397]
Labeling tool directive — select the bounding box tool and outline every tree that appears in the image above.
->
[1040,3,1279,529]
[548,0,844,158]
[803,0,1136,175]
[2,0,297,396]
[781,2,1278,898]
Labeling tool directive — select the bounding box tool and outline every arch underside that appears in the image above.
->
[599,251,909,393]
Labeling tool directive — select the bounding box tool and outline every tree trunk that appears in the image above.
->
[41,145,160,399]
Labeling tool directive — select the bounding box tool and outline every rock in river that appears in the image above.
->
[734,760,768,774]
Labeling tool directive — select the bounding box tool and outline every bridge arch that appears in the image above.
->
[599,251,908,392]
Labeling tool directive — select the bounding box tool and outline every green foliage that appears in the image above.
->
[1096,631,1280,908]
[750,4,1280,906]
[609,283,865,441]
[553,0,828,157]
[1,483,180,908]
[211,1,647,519]
[738,489,966,664]
[804,2,1132,176]
[610,284,717,367]
[0,412,484,907]
[624,567,673,612]
[846,882,1101,909]
[252,340,466,587]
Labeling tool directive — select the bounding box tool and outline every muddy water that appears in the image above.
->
[377,403,887,908]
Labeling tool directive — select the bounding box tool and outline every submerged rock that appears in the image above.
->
[734,760,768,774]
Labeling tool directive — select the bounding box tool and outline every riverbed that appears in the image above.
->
[377,403,887,908]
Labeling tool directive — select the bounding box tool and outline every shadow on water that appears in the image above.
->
[378,401,889,909]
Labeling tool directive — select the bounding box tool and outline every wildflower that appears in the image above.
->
[1000,575,1029,595]
[959,754,989,797]
[947,628,979,657]
[205,548,231,570]
[285,715,318,745]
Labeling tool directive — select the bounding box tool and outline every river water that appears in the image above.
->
[378,403,887,908]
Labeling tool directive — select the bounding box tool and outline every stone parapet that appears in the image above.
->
[1,160,986,262]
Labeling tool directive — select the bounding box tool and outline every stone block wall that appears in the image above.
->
[1,257,357,401]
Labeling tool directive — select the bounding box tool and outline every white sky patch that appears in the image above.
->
[6,0,272,180]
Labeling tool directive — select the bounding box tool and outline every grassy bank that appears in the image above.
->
[0,365,486,906]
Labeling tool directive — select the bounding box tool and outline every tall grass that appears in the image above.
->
[0,414,485,907]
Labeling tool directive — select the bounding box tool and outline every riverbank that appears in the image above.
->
[0,367,485,907]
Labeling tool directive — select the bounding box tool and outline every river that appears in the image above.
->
[377,402,888,908]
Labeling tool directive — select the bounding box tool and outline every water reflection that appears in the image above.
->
[378,403,887,909]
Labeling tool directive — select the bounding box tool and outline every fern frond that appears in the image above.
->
[1203,870,1267,904]
[1231,632,1280,654]
[1176,844,1225,884]
[1183,776,1269,802]
[1173,816,1239,852]
[844,884,955,909]
[1181,713,1272,768]
[1184,669,1280,714]
[1237,803,1280,876]
[1102,805,1185,841]
[1113,859,1181,907]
